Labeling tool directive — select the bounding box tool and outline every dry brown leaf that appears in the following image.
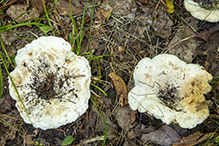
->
[6,4,40,23]
[109,72,128,106]
[0,95,13,112]
[195,30,219,81]
[34,0,82,16]
[173,131,215,146]
[24,135,35,145]
[95,8,113,24]
[131,110,137,124]
[127,129,138,140]
[166,25,196,63]
[6,4,29,22]
[110,0,136,17]
[54,0,81,16]
[141,125,181,145]
[115,106,132,130]
[138,3,174,39]
[196,23,219,41]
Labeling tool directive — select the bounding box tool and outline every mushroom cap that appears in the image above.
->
[128,54,212,129]
[184,0,219,22]
[8,36,91,130]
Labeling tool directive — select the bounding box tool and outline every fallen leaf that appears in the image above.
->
[154,13,174,39]
[137,6,153,26]
[137,5,174,39]
[127,129,138,140]
[134,124,156,136]
[6,4,28,22]
[0,95,14,112]
[172,131,215,146]
[196,23,219,41]
[54,0,81,16]
[141,125,181,145]
[109,72,128,106]
[6,4,40,23]
[34,0,82,15]
[115,106,132,130]
[131,110,137,124]
[40,26,53,33]
[95,8,113,23]
[110,0,136,17]
[62,135,74,146]
[24,135,35,145]
[166,20,197,62]
[195,28,219,85]
[165,0,175,14]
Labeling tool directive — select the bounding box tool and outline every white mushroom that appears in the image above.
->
[128,54,212,129]
[8,36,91,130]
[184,0,219,22]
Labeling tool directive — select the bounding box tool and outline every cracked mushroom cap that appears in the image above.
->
[128,54,212,129]
[184,0,219,22]
[8,36,91,130]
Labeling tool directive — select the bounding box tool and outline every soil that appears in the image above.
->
[0,0,219,146]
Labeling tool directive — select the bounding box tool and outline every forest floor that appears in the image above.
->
[0,0,219,146]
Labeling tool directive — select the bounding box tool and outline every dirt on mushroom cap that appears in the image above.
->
[128,54,212,129]
[8,36,91,130]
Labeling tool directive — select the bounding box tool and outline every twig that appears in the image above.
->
[0,113,23,120]
[0,0,19,10]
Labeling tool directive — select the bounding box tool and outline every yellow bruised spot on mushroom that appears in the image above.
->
[128,54,212,129]
[8,36,91,130]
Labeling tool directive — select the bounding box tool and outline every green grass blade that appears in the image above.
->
[213,76,219,79]
[211,80,219,84]
[83,0,94,54]
[87,55,106,61]
[97,59,101,80]
[0,64,2,101]
[0,53,32,124]
[0,22,47,34]
[42,0,56,36]
[69,32,74,46]
[90,83,107,96]
[0,38,14,68]
[78,0,89,54]
[91,95,110,146]
[69,0,78,53]
[14,37,36,40]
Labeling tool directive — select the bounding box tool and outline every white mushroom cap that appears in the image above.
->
[184,0,219,22]
[8,36,91,130]
[128,54,212,129]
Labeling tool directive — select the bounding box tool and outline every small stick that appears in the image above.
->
[0,0,19,10]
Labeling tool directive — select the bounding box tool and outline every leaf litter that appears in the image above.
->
[1,0,219,145]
